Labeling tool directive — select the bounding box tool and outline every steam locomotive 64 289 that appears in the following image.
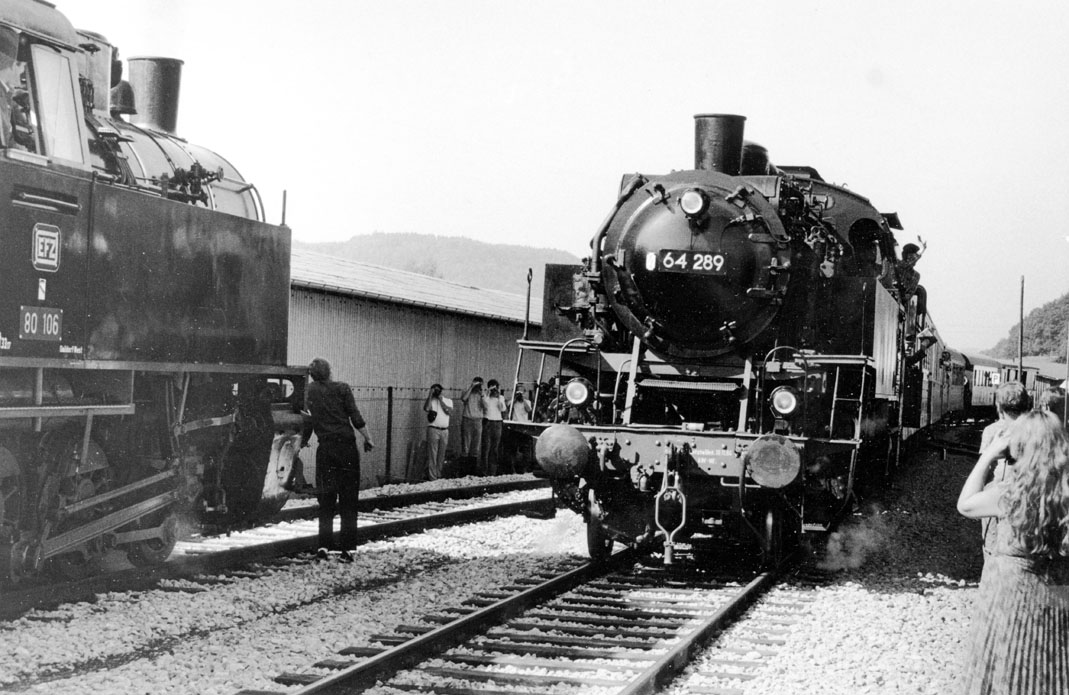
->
[0,0,304,583]
[509,114,965,566]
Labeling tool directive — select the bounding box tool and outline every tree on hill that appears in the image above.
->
[990,291,1069,362]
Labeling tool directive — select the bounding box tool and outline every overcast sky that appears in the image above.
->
[60,0,1069,354]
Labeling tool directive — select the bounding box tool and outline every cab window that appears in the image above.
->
[30,43,84,163]
[0,26,36,153]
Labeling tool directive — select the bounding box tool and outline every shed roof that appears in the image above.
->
[964,353,1002,369]
[291,248,542,326]
[1022,357,1069,382]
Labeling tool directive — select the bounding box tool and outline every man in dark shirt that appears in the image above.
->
[895,243,923,300]
[300,358,374,562]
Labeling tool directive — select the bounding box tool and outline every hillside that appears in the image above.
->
[294,233,582,300]
[989,290,1069,361]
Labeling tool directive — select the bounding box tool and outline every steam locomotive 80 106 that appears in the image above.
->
[509,114,966,566]
[0,0,304,583]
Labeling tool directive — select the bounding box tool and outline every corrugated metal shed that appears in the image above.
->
[291,248,542,325]
[287,248,555,488]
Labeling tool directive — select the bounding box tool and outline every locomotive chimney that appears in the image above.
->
[694,114,746,174]
[127,57,184,134]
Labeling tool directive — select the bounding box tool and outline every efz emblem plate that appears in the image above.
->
[32,223,61,272]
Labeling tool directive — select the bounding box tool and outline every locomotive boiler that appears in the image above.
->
[510,114,952,565]
[0,0,304,583]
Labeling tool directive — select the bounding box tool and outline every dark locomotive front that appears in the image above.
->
[512,114,935,566]
[0,0,304,584]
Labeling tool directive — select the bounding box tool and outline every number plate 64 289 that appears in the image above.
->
[646,250,727,274]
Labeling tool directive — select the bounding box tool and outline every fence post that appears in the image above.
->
[386,385,394,482]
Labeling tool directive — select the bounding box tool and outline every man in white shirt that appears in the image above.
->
[423,383,453,480]
[481,379,508,475]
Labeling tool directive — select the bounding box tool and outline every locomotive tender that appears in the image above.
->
[510,114,964,565]
[0,0,304,583]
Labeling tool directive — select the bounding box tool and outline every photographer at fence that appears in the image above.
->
[510,390,532,422]
[956,411,1069,694]
[461,377,485,463]
[424,383,453,481]
[480,379,508,475]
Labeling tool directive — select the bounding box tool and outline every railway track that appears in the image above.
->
[236,552,811,695]
[1,480,552,620]
[919,411,992,458]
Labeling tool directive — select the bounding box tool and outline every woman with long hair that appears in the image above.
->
[957,410,1069,694]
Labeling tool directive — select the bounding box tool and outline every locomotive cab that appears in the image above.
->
[0,10,90,167]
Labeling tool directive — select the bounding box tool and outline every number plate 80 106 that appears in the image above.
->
[647,249,727,274]
[19,306,63,341]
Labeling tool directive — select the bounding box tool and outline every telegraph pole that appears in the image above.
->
[1064,322,1069,426]
[1018,276,1024,379]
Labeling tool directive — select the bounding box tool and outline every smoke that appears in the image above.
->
[175,511,197,541]
[816,509,890,571]
[530,511,587,555]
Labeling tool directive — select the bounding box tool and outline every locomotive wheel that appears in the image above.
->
[585,493,614,562]
[49,539,105,581]
[761,508,784,569]
[36,428,112,581]
[0,447,22,544]
[586,518,614,563]
[220,437,275,523]
[257,492,290,517]
[125,512,178,567]
[885,435,901,479]
[858,433,899,498]
[7,541,41,585]
[46,476,109,581]
[257,433,300,517]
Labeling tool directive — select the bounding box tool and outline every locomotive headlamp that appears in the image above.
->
[564,377,595,406]
[769,386,800,417]
[679,188,708,217]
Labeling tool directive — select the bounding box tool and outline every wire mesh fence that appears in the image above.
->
[299,385,529,489]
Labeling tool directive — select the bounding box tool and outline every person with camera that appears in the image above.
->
[300,358,374,563]
[505,389,534,473]
[460,377,485,467]
[423,383,453,481]
[957,410,1069,693]
[480,379,508,475]
[978,381,1032,558]
[510,389,532,422]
